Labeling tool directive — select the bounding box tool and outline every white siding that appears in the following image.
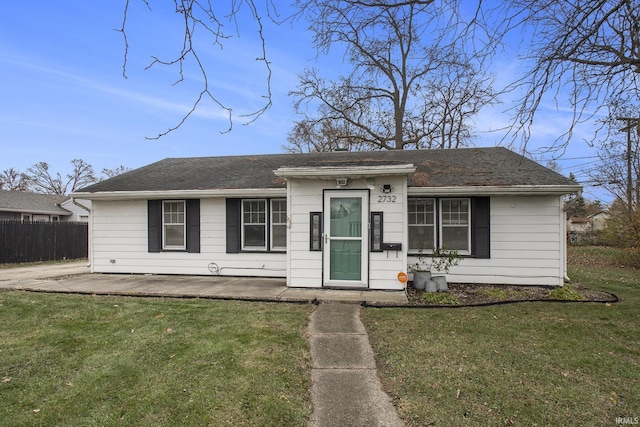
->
[90,191,567,288]
[90,199,286,277]
[412,195,566,286]
[60,199,91,222]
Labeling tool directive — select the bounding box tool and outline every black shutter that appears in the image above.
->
[471,197,490,258]
[309,212,322,251]
[186,199,200,253]
[226,198,241,253]
[147,200,162,253]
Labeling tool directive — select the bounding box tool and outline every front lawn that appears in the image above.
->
[0,294,314,426]
[362,246,640,426]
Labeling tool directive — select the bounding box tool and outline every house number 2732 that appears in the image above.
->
[378,195,396,203]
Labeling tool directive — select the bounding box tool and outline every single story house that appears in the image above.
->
[71,147,580,289]
[0,190,91,222]
[0,190,71,221]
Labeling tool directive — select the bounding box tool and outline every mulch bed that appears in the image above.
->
[404,282,618,307]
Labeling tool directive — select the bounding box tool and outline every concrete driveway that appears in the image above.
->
[0,260,90,281]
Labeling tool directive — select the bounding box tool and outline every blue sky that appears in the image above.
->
[0,1,608,201]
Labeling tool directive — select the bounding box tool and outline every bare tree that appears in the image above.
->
[0,168,29,191]
[288,1,499,152]
[119,0,283,138]
[284,119,370,153]
[25,159,97,195]
[101,165,132,179]
[503,0,640,152]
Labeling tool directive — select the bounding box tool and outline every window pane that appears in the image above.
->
[442,227,468,251]
[244,225,266,247]
[330,198,362,237]
[165,225,185,247]
[409,226,435,251]
[272,224,286,249]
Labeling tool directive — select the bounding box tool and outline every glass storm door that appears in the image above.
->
[323,190,369,288]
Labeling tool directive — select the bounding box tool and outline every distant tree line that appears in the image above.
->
[0,160,130,196]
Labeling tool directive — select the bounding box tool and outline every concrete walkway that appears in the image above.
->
[308,304,405,426]
[0,261,407,305]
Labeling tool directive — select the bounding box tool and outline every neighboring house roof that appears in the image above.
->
[74,147,579,196]
[0,190,71,215]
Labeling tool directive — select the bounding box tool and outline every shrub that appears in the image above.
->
[479,288,528,301]
[420,292,460,305]
[547,285,585,301]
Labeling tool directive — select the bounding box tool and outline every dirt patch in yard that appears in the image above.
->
[405,282,618,306]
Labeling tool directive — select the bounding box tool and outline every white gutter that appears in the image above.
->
[274,164,416,179]
[70,188,287,201]
[407,185,581,196]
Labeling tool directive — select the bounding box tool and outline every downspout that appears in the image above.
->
[72,197,92,268]
[562,189,583,283]
[71,198,91,213]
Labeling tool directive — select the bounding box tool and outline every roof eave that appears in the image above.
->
[70,188,287,201]
[0,207,71,215]
[408,185,582,196]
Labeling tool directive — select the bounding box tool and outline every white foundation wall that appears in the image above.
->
[90,199,286,276]
[416,195,566,286]
[286,176,407,290]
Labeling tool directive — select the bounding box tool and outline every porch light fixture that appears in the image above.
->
[381,184,394,193]
[336,177,349,186]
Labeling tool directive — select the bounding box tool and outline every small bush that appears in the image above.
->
[479,288,528,301]
[420,292,460,305]
[547,285,585,301]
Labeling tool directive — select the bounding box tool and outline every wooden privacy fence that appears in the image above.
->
[0,220,88,264]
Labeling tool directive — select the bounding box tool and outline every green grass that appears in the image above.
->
[0,293,314,426]
[362,246,640,426]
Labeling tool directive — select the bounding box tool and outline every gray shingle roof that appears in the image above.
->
[75,147,577,193]
[0,190,71,215]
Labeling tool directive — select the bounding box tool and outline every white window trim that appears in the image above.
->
[162,200,186,250]
[439,198,471,254]
[242,199,268,251]
[270,198,287,251]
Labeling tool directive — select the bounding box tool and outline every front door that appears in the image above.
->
[323,190,369,288]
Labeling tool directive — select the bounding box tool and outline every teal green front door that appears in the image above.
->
[323,190,369,288]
